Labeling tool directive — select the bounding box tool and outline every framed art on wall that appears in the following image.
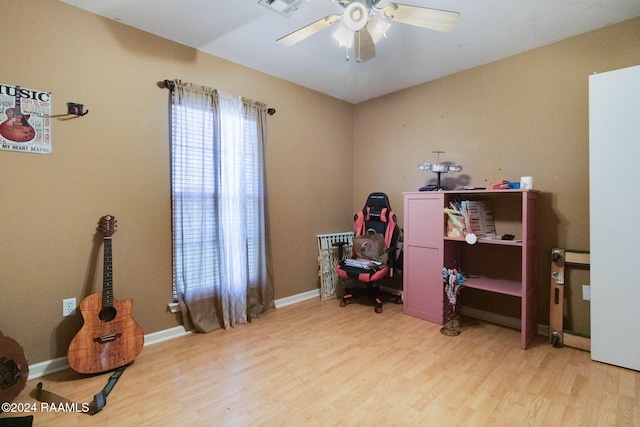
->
[0,84,51,154]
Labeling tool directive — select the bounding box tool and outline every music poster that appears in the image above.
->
[0,83,52,154]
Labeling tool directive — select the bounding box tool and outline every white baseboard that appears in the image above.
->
[274,289,319,308]
[28,356,70,380]
[28,291,319,380]
[143,325,191,346]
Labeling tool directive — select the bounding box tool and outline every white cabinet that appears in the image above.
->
[590,65,640,371]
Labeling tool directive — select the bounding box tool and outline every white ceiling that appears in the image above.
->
[60,0,640,104]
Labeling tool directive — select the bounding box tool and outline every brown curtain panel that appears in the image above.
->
[169,80,275,333]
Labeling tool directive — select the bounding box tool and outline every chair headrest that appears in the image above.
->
[354,193,398,246]
[363,192,392,222]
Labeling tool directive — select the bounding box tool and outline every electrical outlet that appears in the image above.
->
[63,297,77,317]
[582,285,591,301]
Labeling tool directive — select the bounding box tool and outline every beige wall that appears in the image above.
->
[0,1,354,364]
[354,17,640,333]
[1,0,639,365]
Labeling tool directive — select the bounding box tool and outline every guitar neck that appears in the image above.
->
[103,237,114,308]
[14,86,24,117]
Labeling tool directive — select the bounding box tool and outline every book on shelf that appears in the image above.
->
[461,200,496,238]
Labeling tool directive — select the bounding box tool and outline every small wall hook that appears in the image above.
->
[67,102,88,117]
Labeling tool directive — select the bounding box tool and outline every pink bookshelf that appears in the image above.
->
[403,189,539,349]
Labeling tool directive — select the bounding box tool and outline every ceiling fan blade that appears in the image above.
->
[277,14,342,46]
[378,3,460,32]
[355,28,375,63]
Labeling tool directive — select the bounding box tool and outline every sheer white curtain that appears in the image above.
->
[169,80,275,333]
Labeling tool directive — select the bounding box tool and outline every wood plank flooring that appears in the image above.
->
[2,297,639,426]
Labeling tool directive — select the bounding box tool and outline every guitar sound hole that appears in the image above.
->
[99,307,117,322]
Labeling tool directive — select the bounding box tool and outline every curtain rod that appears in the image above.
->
[160,80,276,116]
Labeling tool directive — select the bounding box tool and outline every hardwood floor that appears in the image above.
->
[3,297,639,426]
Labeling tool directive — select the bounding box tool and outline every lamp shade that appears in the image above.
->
[366,16,390,43]
[333,25,354,47]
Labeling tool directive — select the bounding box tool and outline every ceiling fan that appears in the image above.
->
[276,0,460,63]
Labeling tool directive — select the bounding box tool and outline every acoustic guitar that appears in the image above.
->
[0,86,36,143]
[68,215,144,374]
[0,331,28,407]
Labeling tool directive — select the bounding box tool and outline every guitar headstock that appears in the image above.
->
[99,215,117,237]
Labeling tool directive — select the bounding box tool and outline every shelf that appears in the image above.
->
[462,276,522,297]
[442,189,538,195]
[444,236,523,246]
[403,190,539,349]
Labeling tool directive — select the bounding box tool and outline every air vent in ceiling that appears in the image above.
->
[258,0,309,17]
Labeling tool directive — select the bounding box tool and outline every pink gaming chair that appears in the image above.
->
[337,193,403,313]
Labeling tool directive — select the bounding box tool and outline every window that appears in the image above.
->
[168,82,274,332]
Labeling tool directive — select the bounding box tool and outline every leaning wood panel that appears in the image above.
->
[549,248,590,351]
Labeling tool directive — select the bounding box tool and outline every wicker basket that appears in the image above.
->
[317,232,353,301]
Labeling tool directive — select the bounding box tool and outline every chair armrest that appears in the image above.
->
[386,247,399,268]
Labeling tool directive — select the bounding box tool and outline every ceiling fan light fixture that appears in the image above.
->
[366,16,390,43]
[276,1,460,62]
[332,25,354,48]
[343,2,369,31]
